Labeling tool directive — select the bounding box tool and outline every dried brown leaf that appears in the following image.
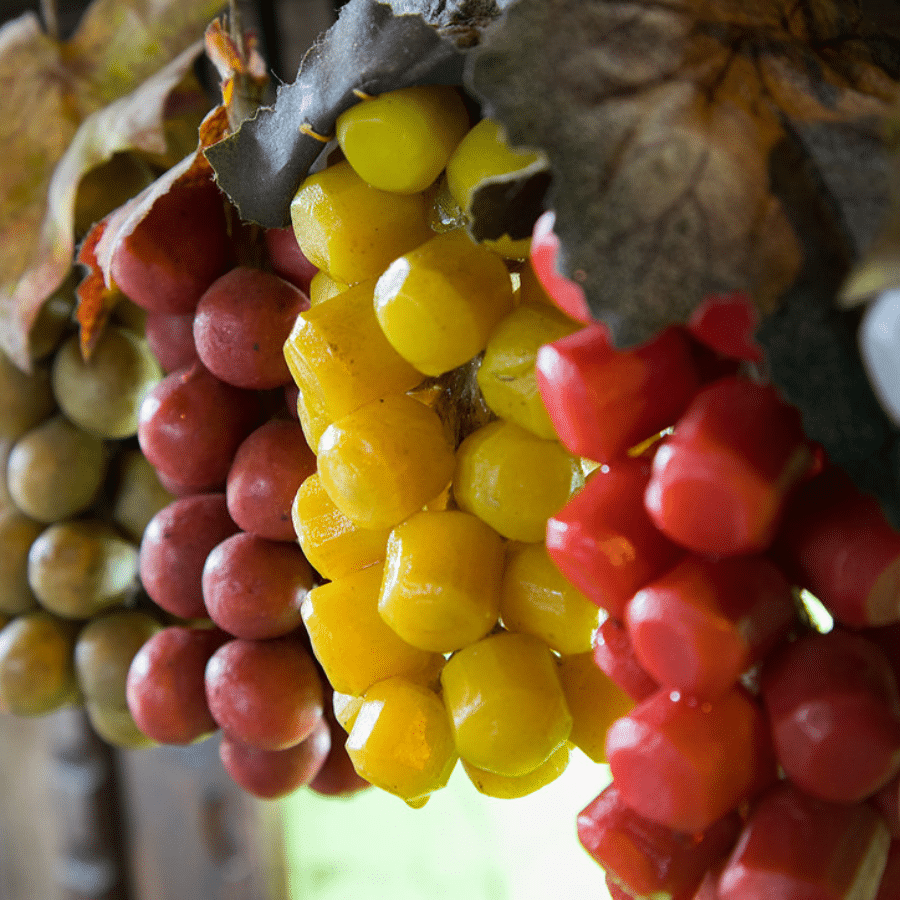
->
[467,0,900,347]
[0,0,222,369]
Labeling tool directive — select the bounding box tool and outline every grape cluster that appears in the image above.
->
[0,284,171,748]
[530,216,900,898]
[99,173,369,800]
[280,85,640,807]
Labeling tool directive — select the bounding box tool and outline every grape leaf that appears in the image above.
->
[205,0,513,227]
[465,0,900,348]
[0,0,222,370]
[466,0,900,525]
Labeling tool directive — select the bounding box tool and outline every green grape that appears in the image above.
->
[75,609,162,748]
[0,508,43,616]
[86,701,157,749]
[108,448,175,544]
[0,352,55,441]
[110,296,149,334]
[51,325,163,440]
[27,519,139,620]
[7,414,109,524]
[0,610,78,716]
[28,277,76,362]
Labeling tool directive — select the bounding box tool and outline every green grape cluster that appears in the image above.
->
[286,86,633,806]
[0,291,171,745]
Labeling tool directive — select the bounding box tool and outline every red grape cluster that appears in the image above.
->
[532,211,900,900]
[110,183,368,799]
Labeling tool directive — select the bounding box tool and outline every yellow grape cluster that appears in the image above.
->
[284,86,633,806]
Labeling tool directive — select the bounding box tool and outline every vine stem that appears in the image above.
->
[40,0,60,40]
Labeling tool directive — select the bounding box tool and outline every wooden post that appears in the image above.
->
[49,708,132,900]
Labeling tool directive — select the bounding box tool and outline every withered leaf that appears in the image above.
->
[467,0,900,524]
[205,0,513,227]
[466,0,900,348]
[0,0,221,370]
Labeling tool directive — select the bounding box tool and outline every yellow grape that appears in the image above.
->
[290,160,433,284]
[317,394,456,531]
[346,675,458,803]
[440,630,572,777]
[378,509,504,652]
[291,473,391,581]
[453,419,584,542]
[301,563,442,696]
[336,86,470,194]
[500,542,603,655]
[477,302,581,439]
[556,652,635,765]
[283,279,424,450]
[374,230,515,377]
[462,742,571,799]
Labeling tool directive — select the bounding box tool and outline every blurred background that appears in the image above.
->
[0,1,613,897]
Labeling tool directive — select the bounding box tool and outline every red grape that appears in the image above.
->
[626,554,796,701]
[529,211,593,324]
[606,686,776,833]
[686,291,763,365]
[218,720,330,800]
[760,628,900,803]
[226,419,317,542]
[774,467,900,628]
[264,227,318,294]
[644,376,813,556]
[139,493,240,621]
[592,617,661,703]
[202,532,315,640]
[110,178,233,315]
[717,781,891,900]
[126,626,227,745]
[193,266,308,390]
[137,362,261,490]
[577,782,741,900]
[308,698,372,797]
[546,457,683,620]
[204,636,324,751]
[536,324,701,464]
[144,312,198,373]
